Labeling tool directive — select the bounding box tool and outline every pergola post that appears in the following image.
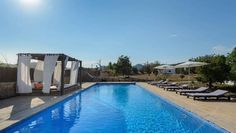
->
[79,61,82,88]
[60,56,65,95]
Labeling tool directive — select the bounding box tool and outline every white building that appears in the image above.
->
[154,65,176,74]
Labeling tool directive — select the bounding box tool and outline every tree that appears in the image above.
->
[141,61,160,76]
[150,61,160,75]
[0,59,3,66]
[193,55,230,88]
[226,47,236,82]
[108,62,113,70]
[153,69,159,76]
[143,62,152,76]
[115,55,132,76]
[150,61,161,68]
[132,67,139,74]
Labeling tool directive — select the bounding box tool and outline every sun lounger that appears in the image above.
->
[149,80,164,85]
[186,89,230,100]
[157,80,168,84]
[156,80,169,87]
[160,82,177,88]
[164,84,189,91]
[176,87,208,95]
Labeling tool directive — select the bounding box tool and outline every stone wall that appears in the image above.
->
[0,82,16,99]
[0,67,17,82]
[0,67,97,83]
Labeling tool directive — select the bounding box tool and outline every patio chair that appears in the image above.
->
[176,87,208,95]
[186,89,230,100]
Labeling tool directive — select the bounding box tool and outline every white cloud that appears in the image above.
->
[212,45,235,55]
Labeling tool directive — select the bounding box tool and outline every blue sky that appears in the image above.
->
[0,0,236,67]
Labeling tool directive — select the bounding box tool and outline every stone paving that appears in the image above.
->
[138,82,236,133]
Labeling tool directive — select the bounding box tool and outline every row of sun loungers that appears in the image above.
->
[149,80,231,101]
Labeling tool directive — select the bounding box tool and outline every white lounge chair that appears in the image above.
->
[176,87,208,95]
[186,89,230,100]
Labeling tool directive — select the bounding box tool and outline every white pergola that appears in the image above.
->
[17,53,82,95]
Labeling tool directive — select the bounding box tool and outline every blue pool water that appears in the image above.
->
[2,84,227,133]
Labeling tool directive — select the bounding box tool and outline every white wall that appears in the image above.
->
[159,69,176,74]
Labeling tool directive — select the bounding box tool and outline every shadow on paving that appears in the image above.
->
[0,96,53,121]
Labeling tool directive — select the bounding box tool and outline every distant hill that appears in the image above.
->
[133,64,144,70]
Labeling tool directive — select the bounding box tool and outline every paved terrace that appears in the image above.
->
[138,82,236,133]
[0,82,235,132]
[0,83,95,130]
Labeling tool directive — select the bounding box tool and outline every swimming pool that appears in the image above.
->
[2,83,228,133]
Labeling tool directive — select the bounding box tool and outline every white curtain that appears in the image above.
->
[34,60,44,82]
[42,55,59,93]
[17,55,32,93]
[64,56,69,68]
[53,62,62,86]
[53,57,68,90]
[70,61,79,84]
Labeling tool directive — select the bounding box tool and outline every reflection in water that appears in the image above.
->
[5,94,82,133]
[53,93,82,133]
[112,85,129,107]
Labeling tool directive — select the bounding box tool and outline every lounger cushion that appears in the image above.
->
[50,86,57,90]
[34,82,43,89]
[187,90,228,97]
[177,87,208,93]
